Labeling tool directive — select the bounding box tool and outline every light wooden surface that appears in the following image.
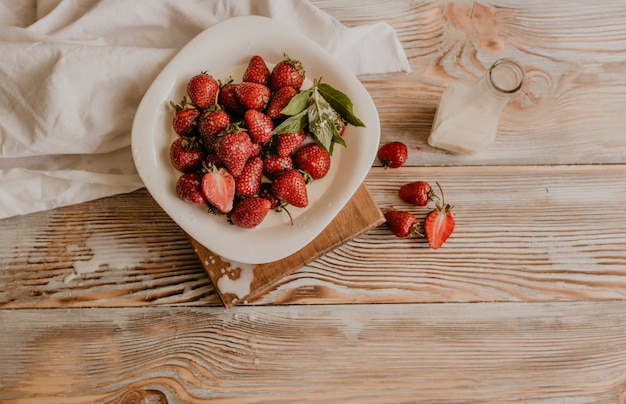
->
[3,1,626,402]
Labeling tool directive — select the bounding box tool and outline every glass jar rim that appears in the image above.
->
[488,59,524,94]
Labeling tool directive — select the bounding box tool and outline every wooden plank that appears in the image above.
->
[189,184,384,307]
[2,301,626,402]
[2,164,626,308]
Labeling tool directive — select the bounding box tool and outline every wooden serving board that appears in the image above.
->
[188,183,384,307]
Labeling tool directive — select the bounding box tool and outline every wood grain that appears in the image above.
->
[3,301,626,403]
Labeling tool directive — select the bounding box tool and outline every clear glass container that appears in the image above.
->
[427,58,525,155]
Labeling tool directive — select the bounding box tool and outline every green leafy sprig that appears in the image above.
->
[272,79,365,155]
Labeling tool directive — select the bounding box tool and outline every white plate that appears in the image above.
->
[131,15,380,264]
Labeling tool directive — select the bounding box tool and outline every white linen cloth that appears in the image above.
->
[0,0,409,219]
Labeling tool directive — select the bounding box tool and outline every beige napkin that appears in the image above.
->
[0,0,409,219]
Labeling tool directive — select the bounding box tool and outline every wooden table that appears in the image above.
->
[2,1,626,402]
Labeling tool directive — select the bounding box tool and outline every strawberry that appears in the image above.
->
[234,82,271,111]
[187,72,219,109]
[377,141,408,168]
[218,82,245,116]
[244,109,274,143]
[270,54,305,92]
[276,129,306,157]
[262,154,294,178]
[175,172,205,205]
[399,181,433,206]
[294,143,331,179]
[215,126,254,177]
[229,196,272,228]
[271,169,308,208]
[169,137,205,173]
[170,98,199,136]
[384,210,422,238]
[242,55,271,86]
[259,182,280,209]
[198,107,230,140]
[266,86,299,119]
[201,167,235,214]
[423,183,455,249]
[235,156,263,197]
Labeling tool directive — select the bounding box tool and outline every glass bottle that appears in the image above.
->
[427,58,525,155]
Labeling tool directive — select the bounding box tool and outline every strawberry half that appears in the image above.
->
[423,182,455,249]
[201,167,235,214]
[229,196,272,228]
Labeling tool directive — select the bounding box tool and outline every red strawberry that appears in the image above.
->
[249,141,262,157]
[294,143,331,179]
[262,154,294,178]
[201,167,235,214]
[276,129,306,157]
[175,172,205,205]
[187,72,219,109]
[244,109,274,143]
[170,98,199,136]
[229,196,272,228]
[218,82,245,116]
[423,183,455,249]
[204,152,222,169]
[384,210,422,238]
[271,169,308,208]
[235,156,263,197]
[266,86,299,119]
[242,55,271,86]
[377,141,408,168]
[399,181,433,206]
[169,137,205,173]
[270,54,305,92]
[234,82,271,111]
[215,127,254,177]
[198,107,230,140]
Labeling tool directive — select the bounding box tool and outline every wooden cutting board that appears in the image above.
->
[187,183,384,307]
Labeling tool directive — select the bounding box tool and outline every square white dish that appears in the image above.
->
[131,15,380,264]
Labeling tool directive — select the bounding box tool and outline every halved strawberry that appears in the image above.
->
[423,183,455,249]
[229,196,272,228]
[201,167,235,214]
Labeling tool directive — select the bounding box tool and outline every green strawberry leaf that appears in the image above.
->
[273,109,309,134]
[317,82,365,127]
[280,89,312,116]
[308,88,344,154]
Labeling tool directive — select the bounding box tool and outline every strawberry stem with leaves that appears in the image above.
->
[272,78,365,155]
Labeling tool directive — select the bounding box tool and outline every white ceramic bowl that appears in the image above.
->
[131,16,380,264]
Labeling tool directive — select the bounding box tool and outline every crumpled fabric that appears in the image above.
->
[0,0,409,218]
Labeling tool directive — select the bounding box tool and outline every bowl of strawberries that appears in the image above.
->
[131,16,380,264]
